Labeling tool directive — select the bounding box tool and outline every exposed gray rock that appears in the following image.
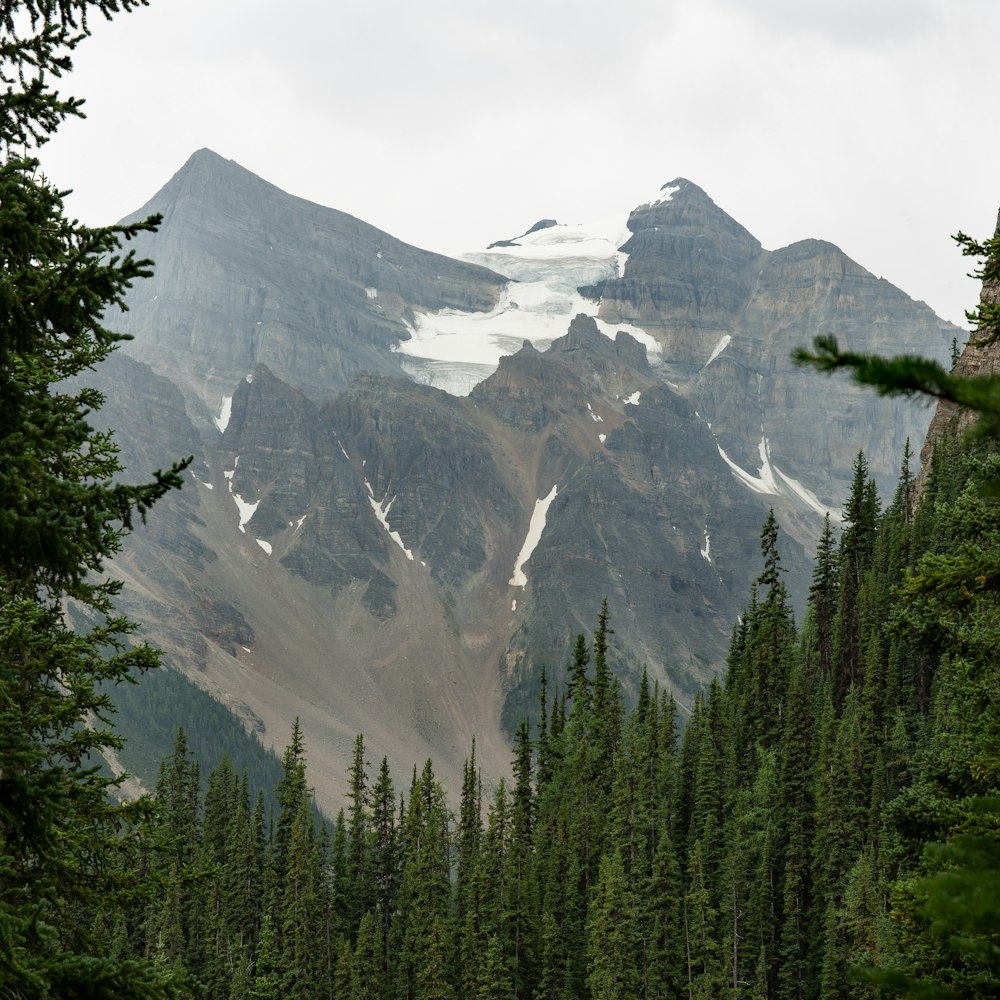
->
[93,154,965,810]
[108,149,507,417]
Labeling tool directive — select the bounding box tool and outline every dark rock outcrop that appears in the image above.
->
[92,154,966,809]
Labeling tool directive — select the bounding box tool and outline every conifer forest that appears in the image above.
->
[1,1,998,998]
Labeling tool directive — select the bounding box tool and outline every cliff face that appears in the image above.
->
[582,180,959,511]
[108,149,507,416]
[91,322,808,810]
[92,153,965,807]
[917,212,1000,492]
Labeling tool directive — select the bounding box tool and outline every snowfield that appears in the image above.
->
[396,209,662,395]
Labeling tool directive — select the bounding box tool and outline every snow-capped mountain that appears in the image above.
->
[95,150,959,809]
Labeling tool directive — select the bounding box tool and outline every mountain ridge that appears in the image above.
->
[93,151,962,808]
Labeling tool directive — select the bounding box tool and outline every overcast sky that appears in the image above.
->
[41,0,998,329]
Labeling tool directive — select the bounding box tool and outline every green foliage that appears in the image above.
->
[586,851,639,1000]
[9,198,994,1000]
[103,658,285,807]
[0,1,193,995]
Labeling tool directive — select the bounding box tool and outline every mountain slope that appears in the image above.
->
[93,153,961,807]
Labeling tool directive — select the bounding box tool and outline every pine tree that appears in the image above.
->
[0,6,191,993]
[455,742,483,969]
[353,909,387,1000]
[395,760,454,1000]
[586,851,640,1000]
[347,734,373,934]
[274,719,308,883]
[809,513,840,681]
[144,729,201,974]
[744,511,796,753]
[508,722,538,1000]
[280,795,325,1000]
[642,831,685,1000]
[477,933,515,1000]
[833,454,880,707]
[370,756,398,983]
[252,911,282,1000]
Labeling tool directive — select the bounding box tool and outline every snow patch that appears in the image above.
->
[647,183,681,206]
[365,480,414,560]
[700,529,712,563]
[333,434,350,461]
[256,539,272,555]
[233,494,260,533]
[223,456,259,532]
[587,402,604,423]
[245,372,254,384]
[511,599,517,612]
[718,438,843,520]
[598,433,606,444]
[624,390,641,405]
[716,437,780,496]
[509,485,558,587]
[365,287,378,299]
[214,395,233,433]
[775,468,842,521]
[705,334,731,368]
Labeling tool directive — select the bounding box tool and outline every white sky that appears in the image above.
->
[40,0,998,328]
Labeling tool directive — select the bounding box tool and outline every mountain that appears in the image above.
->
[94,150,960,809]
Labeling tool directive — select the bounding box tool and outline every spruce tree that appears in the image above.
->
[395,760,454,1000]
[347,733,373,934]
[370,756,398,982]
[586,851,640,1000]
[0,4,191,994]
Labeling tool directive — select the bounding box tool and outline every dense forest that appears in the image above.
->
[84,431,998,1000]
[1,1,997,998]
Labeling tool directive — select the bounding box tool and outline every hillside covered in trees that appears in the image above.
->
[84,429,1000,999]
[1,1,997,998]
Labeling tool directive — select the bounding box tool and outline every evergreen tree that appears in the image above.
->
[144,730,201,974]
[370,756,399,982]
[455,741,483,973]
[274,719,308,884]
[809,513,840,681]
[280,796,324,1000]
[586,852,639,1000]
[396,760,454,1000]
[0,4,191,994]
[833,454,880,707]
[477,934,515,1000]
[252,912,282,1000]
[509,722,538,1000]
[642,830,685,1000]
[353,909,387,1000]
[347,734,373,934]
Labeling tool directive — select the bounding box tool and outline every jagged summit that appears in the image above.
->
[95,152,962,808]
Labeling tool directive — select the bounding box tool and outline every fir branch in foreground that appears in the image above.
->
[792,335,1000,439]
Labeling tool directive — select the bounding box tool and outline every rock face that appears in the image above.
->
[917,211,1000,492]
[585,180,959,510]
[94,153,963,808]
[109,149,506,420]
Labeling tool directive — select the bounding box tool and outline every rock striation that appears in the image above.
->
[93,153,965,808]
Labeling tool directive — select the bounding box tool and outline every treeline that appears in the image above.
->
[102,653,286,805]
[91,434,999,999]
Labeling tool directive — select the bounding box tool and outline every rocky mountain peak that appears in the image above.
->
[545,314,651,397]
[94,153,965,809]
